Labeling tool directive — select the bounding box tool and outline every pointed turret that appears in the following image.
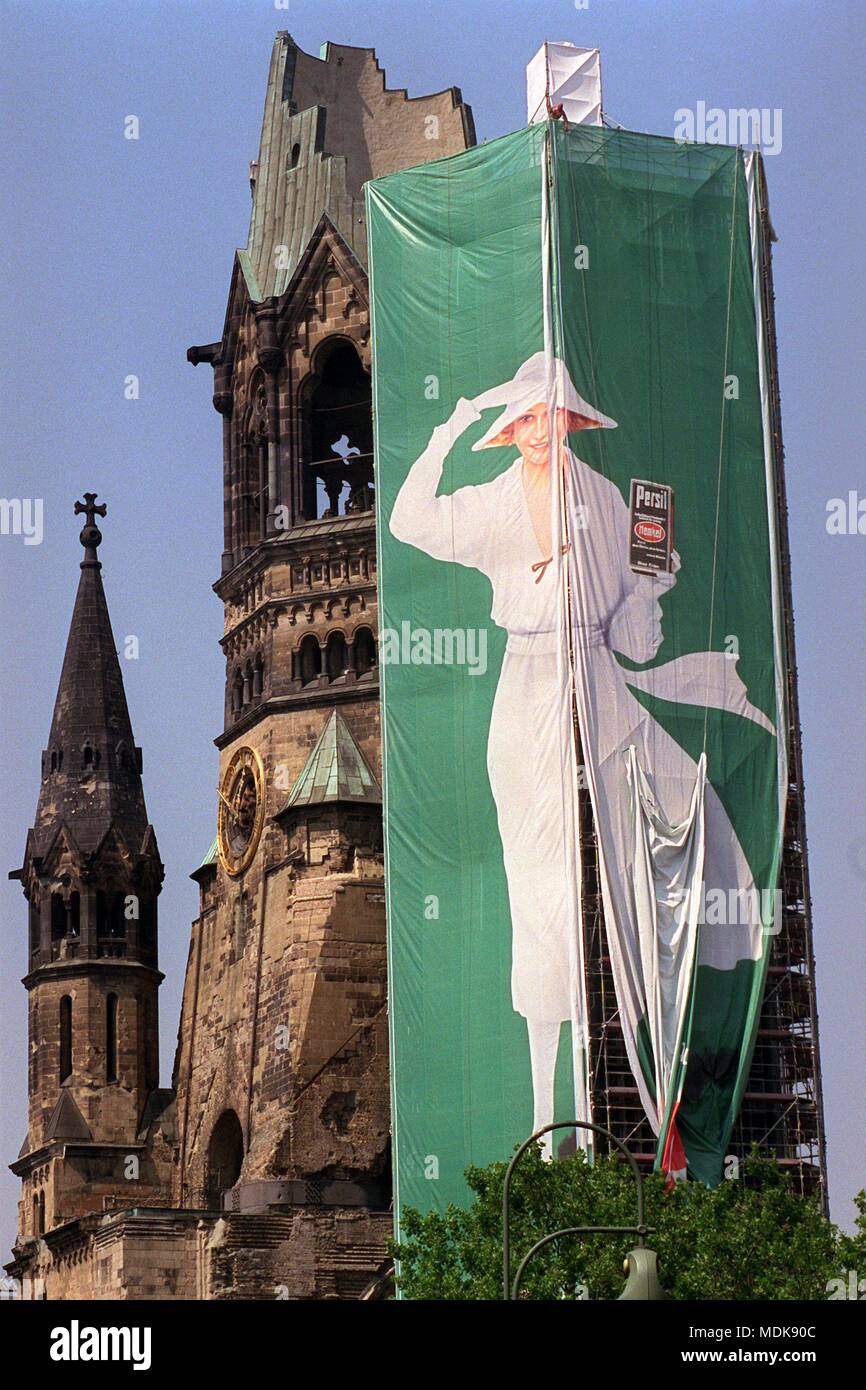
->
[9,498,169,1243]
[31,493,149,859]
[274,709,382,876]
[282,709,381,809]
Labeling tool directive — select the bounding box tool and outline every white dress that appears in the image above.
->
[390,421,772,1128]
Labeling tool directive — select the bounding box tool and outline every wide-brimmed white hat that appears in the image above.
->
[471,351,617,450]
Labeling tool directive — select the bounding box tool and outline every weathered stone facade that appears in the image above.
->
[6,32,474,1301]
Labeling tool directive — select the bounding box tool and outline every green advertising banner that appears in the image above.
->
[367,122,786,1232]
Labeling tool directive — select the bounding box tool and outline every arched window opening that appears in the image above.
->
[252,652,264,699]
[33,1190,45,1238]
[301,339,373,520]
[96,892,127,945]
[205,1110,245,1210]
[354,627,377,678]
[232,669,243,716]
[59,996,72,1084]
[29,904,40,963]
[238,376,270,551]
[139,896,156,961]
[298,635,322,687]
[82,743,99,768]
[68,892,80,937]
[50,751,57,772]
[110,893,127,938]
[51,893,67,941]
[106,994,118,1083]
[242,662,253,707]
[290,141,301,169]
[238,443,253,553]
[326,631,348,682]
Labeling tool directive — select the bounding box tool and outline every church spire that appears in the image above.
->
[10,497,167,1238]
[32,495,148,858]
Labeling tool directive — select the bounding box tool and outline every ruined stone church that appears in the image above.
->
[6,34,475,1300]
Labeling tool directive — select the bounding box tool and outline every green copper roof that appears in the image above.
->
[284,710,381,809]
[197,836,218,870]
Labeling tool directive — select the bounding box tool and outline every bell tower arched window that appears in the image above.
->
[326,631,348,682]
[50,891,79,943]
[29,903,40,965]
[51,893,67,941]
[139,896,156,963]
[354,626,377,678]
[238,371,270,551]
[298,635,322,686]
[34,1190,45,1237]
[299,338,373,521]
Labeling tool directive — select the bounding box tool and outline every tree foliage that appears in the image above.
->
[392,1148,863,1300]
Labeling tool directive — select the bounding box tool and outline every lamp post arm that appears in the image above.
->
[502,1120,647,1300]
[510,1224,653,1301]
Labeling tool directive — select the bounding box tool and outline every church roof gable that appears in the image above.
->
[45,1090,92,1142]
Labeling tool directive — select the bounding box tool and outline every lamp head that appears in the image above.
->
[618,1247,671,1300]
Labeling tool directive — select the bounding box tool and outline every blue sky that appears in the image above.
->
[1,0,863,1248]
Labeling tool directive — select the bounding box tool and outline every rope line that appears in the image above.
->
[702,149,741,752]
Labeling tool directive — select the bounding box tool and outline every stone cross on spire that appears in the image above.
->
[74,492,107,566]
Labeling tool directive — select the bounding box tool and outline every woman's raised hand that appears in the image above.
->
[446,395,482,437]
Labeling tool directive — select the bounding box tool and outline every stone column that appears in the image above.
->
[213,373,234,576]
[38,891,52,963]
[255,302,282,535]
[80,886,98,957]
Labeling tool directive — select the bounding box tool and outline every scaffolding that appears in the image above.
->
[578,156,828,1213]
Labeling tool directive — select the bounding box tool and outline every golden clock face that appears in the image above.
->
[217,746,265,877]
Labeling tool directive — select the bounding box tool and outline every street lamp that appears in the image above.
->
[502,1120,671,1300]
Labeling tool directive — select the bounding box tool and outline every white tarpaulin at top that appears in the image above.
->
[526,42,603,126]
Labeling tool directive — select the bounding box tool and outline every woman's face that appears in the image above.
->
[512,404,569,469]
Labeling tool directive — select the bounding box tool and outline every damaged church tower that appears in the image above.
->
[177,34,474,1296]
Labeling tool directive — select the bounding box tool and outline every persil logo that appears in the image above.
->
[635,520,665,544]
